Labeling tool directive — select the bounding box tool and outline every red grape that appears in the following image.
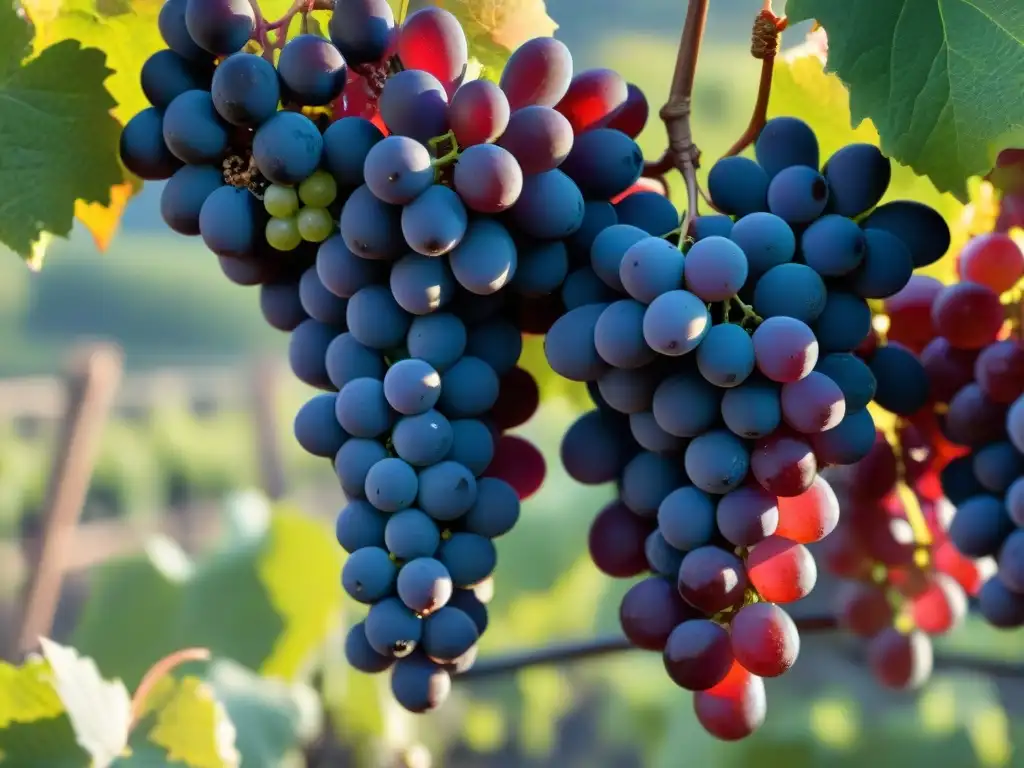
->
[499,37,573,111]
[775,474,840,543]
[587,501,655,577]
[920,337,979,404]
[619,576,697,650]
[957,232,1024,294]
[491,367,540,430]
[859,514,916,567]
[606,82,648,138]
[911,572,967,634]
[483,435,545,499]
[884,274,942,353]
[867,627,933,690]
[974,339,1024,404]
[996,192,1024,232]
[837,582,892,637]
[663,618,733,690]
[715,484,779,547]
[750,433,817,497]
[555,68,629,134]
[693,661,767,741]
[449,79,510,147]
[931,281,1005,350]
[819,524,873,579]
[677,546,748,614]
[752,316,819,383]
[944,383,1008,447]
[729,602,800,677]
[396,7,469,92]
[780,372,846,433]
[745,535,817,603]
[848,432,899,500]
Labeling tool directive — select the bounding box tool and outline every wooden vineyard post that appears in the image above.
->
[9,343,124,657]
[250,356,287,501]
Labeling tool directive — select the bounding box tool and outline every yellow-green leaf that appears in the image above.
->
[257,506,344,679]
[147,676,240,768]
[0,656,64,727]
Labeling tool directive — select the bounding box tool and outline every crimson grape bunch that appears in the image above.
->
[556,116,952,740]
[921,233,1024,627]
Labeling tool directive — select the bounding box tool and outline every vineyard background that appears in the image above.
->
[2,0,1022,765]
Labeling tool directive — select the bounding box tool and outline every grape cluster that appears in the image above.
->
[913,233,1024,627]
[823,425,981,691]
[555,116,952,740]
[123,0,1000,736]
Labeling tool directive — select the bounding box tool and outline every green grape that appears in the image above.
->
[266,216,302,251]
[264,185,299,218]
[298,207,335,242]
[298,170,338,208]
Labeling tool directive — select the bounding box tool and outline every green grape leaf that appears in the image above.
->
[71,538,191,690]
[767,43,964,283]
[37,639,133,767]
[143,676,240,768]
[205,660,321,766]
[785,0,1024,200]
[0,1,122,262]
[0,655,85,766]
[24,0,164,126]
[175,507,341,680]
[23,1,167,255]
[254,506,343,679]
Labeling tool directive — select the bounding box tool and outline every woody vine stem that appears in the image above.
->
[644,0,786,238]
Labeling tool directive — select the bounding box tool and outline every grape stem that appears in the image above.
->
[247,0,335,61]
[643,0,710,242]
[428,131,461,181]
[885,420,934,550]
[456,624,1024,681]
[724,296,762,328]
[397,0,411,25]
[721,8,788,159]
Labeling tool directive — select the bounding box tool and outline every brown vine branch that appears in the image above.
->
[459,615,839,680]
[721,8,788,159]
[458,621,1024,682]
[642,0,710,239]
